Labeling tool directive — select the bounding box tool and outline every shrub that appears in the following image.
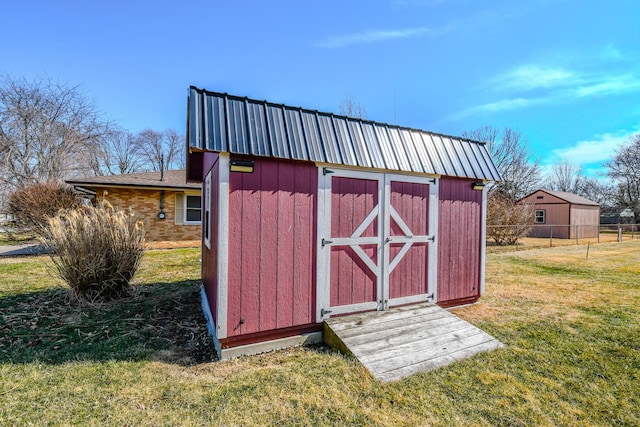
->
[7,182,83,235]
[487,191,534,245]
[41,201,146,302]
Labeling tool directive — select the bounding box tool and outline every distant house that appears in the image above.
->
[67,170,201,243]
[519,190,600,239]
[601,207,635,225]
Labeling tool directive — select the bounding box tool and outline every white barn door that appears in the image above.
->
[317,168,438,321]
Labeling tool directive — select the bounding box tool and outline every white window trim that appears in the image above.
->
[183,192,202,225]
[204,172,212,249]
[535,209,546,224]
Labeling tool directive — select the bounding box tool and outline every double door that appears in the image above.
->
[317,168,438,320]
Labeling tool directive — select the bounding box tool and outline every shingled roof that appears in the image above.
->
[535,190,599,206]
[187,87,501,181]
[66,169,200,190]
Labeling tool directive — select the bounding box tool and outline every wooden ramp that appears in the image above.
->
[323,303,504,382]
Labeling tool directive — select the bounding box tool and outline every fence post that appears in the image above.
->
[575,225,579,245]
[598,225,600,243]
[618,224,622,242]
[549,226,553,247]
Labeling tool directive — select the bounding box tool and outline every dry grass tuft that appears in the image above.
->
[41,201,146,302]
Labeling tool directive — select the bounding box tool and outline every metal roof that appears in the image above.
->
[187,86,501,181]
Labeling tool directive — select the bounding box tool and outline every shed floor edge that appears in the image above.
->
[220,332,323,360]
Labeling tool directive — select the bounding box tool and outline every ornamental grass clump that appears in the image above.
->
[42,201,146,302]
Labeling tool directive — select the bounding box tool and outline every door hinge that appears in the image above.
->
[428,178,436,184]
[322,238,333,247]
[426,293,435,301]
[321,308,332,317]
[323,167,334,175]
[427,235,435,243]
[377,299,389,310]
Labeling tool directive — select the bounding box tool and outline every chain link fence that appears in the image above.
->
[486,224,638,249]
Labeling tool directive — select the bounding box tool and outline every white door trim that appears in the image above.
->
[216,154,230,339]
[383,174,437,308]
[316,168,384,321]
[317,168,439,320]
[479,184,488,296]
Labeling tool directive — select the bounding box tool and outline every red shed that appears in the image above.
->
[186,87,501,359]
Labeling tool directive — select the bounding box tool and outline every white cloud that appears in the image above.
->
[454,96,548,118]
[548,130,637,166]
[571,74,640,98]
[495,66,579,91]
[459,62,640,118]
[316,26,445,48]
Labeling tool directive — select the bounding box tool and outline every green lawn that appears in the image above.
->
[1,243,639,426]
[0,231,36,246]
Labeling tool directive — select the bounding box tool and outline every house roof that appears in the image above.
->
[525,190,599,206]
[187,86,501,181]
[66,169,201,191]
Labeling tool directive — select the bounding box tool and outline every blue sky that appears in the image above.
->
[2,0,639,176]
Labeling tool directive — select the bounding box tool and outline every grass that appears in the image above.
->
[487,233,639,254]
[1,243,639,425]
[0,230,36,245]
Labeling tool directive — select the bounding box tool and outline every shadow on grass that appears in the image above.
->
[0,280,217,366]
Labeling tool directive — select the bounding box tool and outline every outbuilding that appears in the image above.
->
[186,87,501,358]
[519,190,600,239]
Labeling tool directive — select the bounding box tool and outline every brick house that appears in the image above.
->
[67,170,201,243]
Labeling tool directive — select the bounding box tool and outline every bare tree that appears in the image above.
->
[580,177,616,208]
[606,134,640,224]
[87,129,141,176]
[163,129,186,169]
[462,126,541,201]
[0,74,109,189]
[546,159,585,194]
[134,128,184,171]
[339,95,367,119]
[487,191,534,245]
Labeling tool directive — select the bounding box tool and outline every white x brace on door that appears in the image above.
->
[316,167,438,321]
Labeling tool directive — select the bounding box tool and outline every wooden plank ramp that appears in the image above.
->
[323,302,504,382]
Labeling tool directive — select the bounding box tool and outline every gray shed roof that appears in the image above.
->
[528,190,599,206]
[187,86,501,181]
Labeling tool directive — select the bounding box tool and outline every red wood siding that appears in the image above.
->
[438,177,482,304]
[226,158,317,337]
[330,176,378,307]
[389,181,429,299]
[202,154,220,324]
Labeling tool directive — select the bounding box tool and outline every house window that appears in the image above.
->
[184,194,202,224]
[535,209,546,224]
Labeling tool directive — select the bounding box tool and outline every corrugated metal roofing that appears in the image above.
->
[187,86,501,181]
